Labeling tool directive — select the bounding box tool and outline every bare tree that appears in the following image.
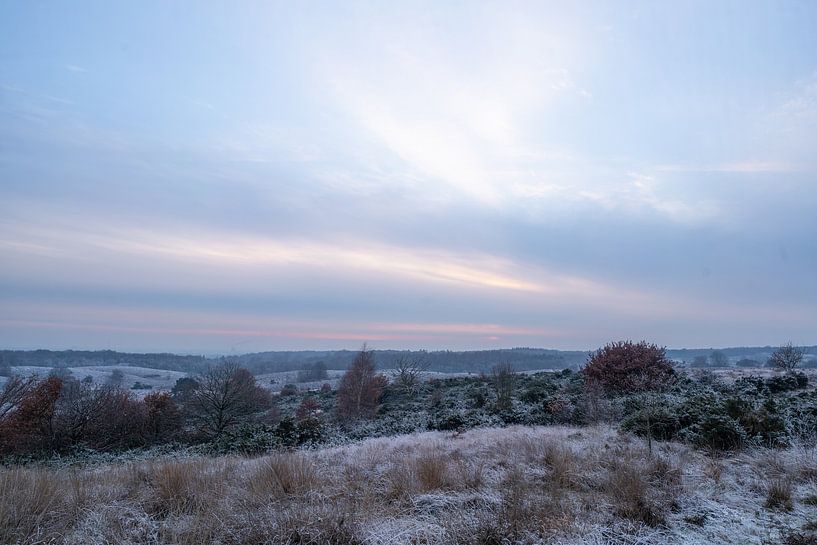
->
[768,342,805,371]
[491,362,515,412]
[393,354,429,396]
[188,360,272,437]
[0,375,38,423]
[337,345,387,422]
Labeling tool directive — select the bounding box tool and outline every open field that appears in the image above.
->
[2,425,816,545]
[0,367,190,398]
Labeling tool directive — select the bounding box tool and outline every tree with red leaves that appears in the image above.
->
[336,346,387,421]
[582,340,674,394]
[0,376,62,454]
[143,391,183,443]
[295,396,321,423]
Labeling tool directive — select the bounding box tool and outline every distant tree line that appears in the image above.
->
[0,350,208,372]
[4,346,815,376]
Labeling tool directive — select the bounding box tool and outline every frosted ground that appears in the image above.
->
[3,425,815,545]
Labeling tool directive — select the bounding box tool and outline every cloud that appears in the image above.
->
[2,1,817,351]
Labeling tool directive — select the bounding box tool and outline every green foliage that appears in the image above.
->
[621,405,681,441]
[280,383,299,396]
[680,414,746,451]
[211,423,277,454]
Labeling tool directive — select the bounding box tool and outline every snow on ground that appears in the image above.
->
[3,365,189,397]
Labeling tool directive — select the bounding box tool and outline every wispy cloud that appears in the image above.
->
[1,1,817,351]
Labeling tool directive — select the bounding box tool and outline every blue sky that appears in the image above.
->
[1,1,816,353]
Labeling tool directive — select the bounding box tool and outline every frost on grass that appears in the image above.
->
[2,425,816,545]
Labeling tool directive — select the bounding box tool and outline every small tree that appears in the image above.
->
[491,362,515,412]
[0,353,15,377]
[690,355,709,368]
[296,361,328,383]
[709,350,729,367]
[768,342,805,372]
[393,354,429,396]
[336,345,387,422]
[143,391,183,443]
[0,376,62,454]
[295,396,321,422]
[187,361,271,437]
[107,368,125,386]
[582,340,674,394]
[170,376,200,403]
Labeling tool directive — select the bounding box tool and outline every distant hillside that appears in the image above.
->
[0,349,208,372]
[233,347,590,374]
[3,345,816,375]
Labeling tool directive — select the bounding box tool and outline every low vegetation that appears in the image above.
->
[1,341,815,543]
[1,426,816,544]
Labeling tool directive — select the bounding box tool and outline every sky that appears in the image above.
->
[1,1,816,354]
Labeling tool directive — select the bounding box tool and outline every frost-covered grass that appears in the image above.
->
[2,425,815,545]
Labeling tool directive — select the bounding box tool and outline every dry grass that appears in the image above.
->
[249,452,317,499]
[414,450,450,491]
[1,425,816,544]
[765,478,794,510]
[0,468,66,545]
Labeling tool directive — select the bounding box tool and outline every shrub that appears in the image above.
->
[736,358,761,368]
[296,417,324,445]
[690,355,709,368]
[738,399,789,447]
[274,418,299,447]
[143,391,183,444]
[280,383,299,396]
[621,405,681,441]
[296,361,328,383]
[0,377,62,455]
[170,376,199,403]
[583,341,674,393]
[295,396,321,422]
[766,373,808,393]
[682,414,746,451]
[768,342,805,371]
[212,423,276,454]
[428,412,465,431]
